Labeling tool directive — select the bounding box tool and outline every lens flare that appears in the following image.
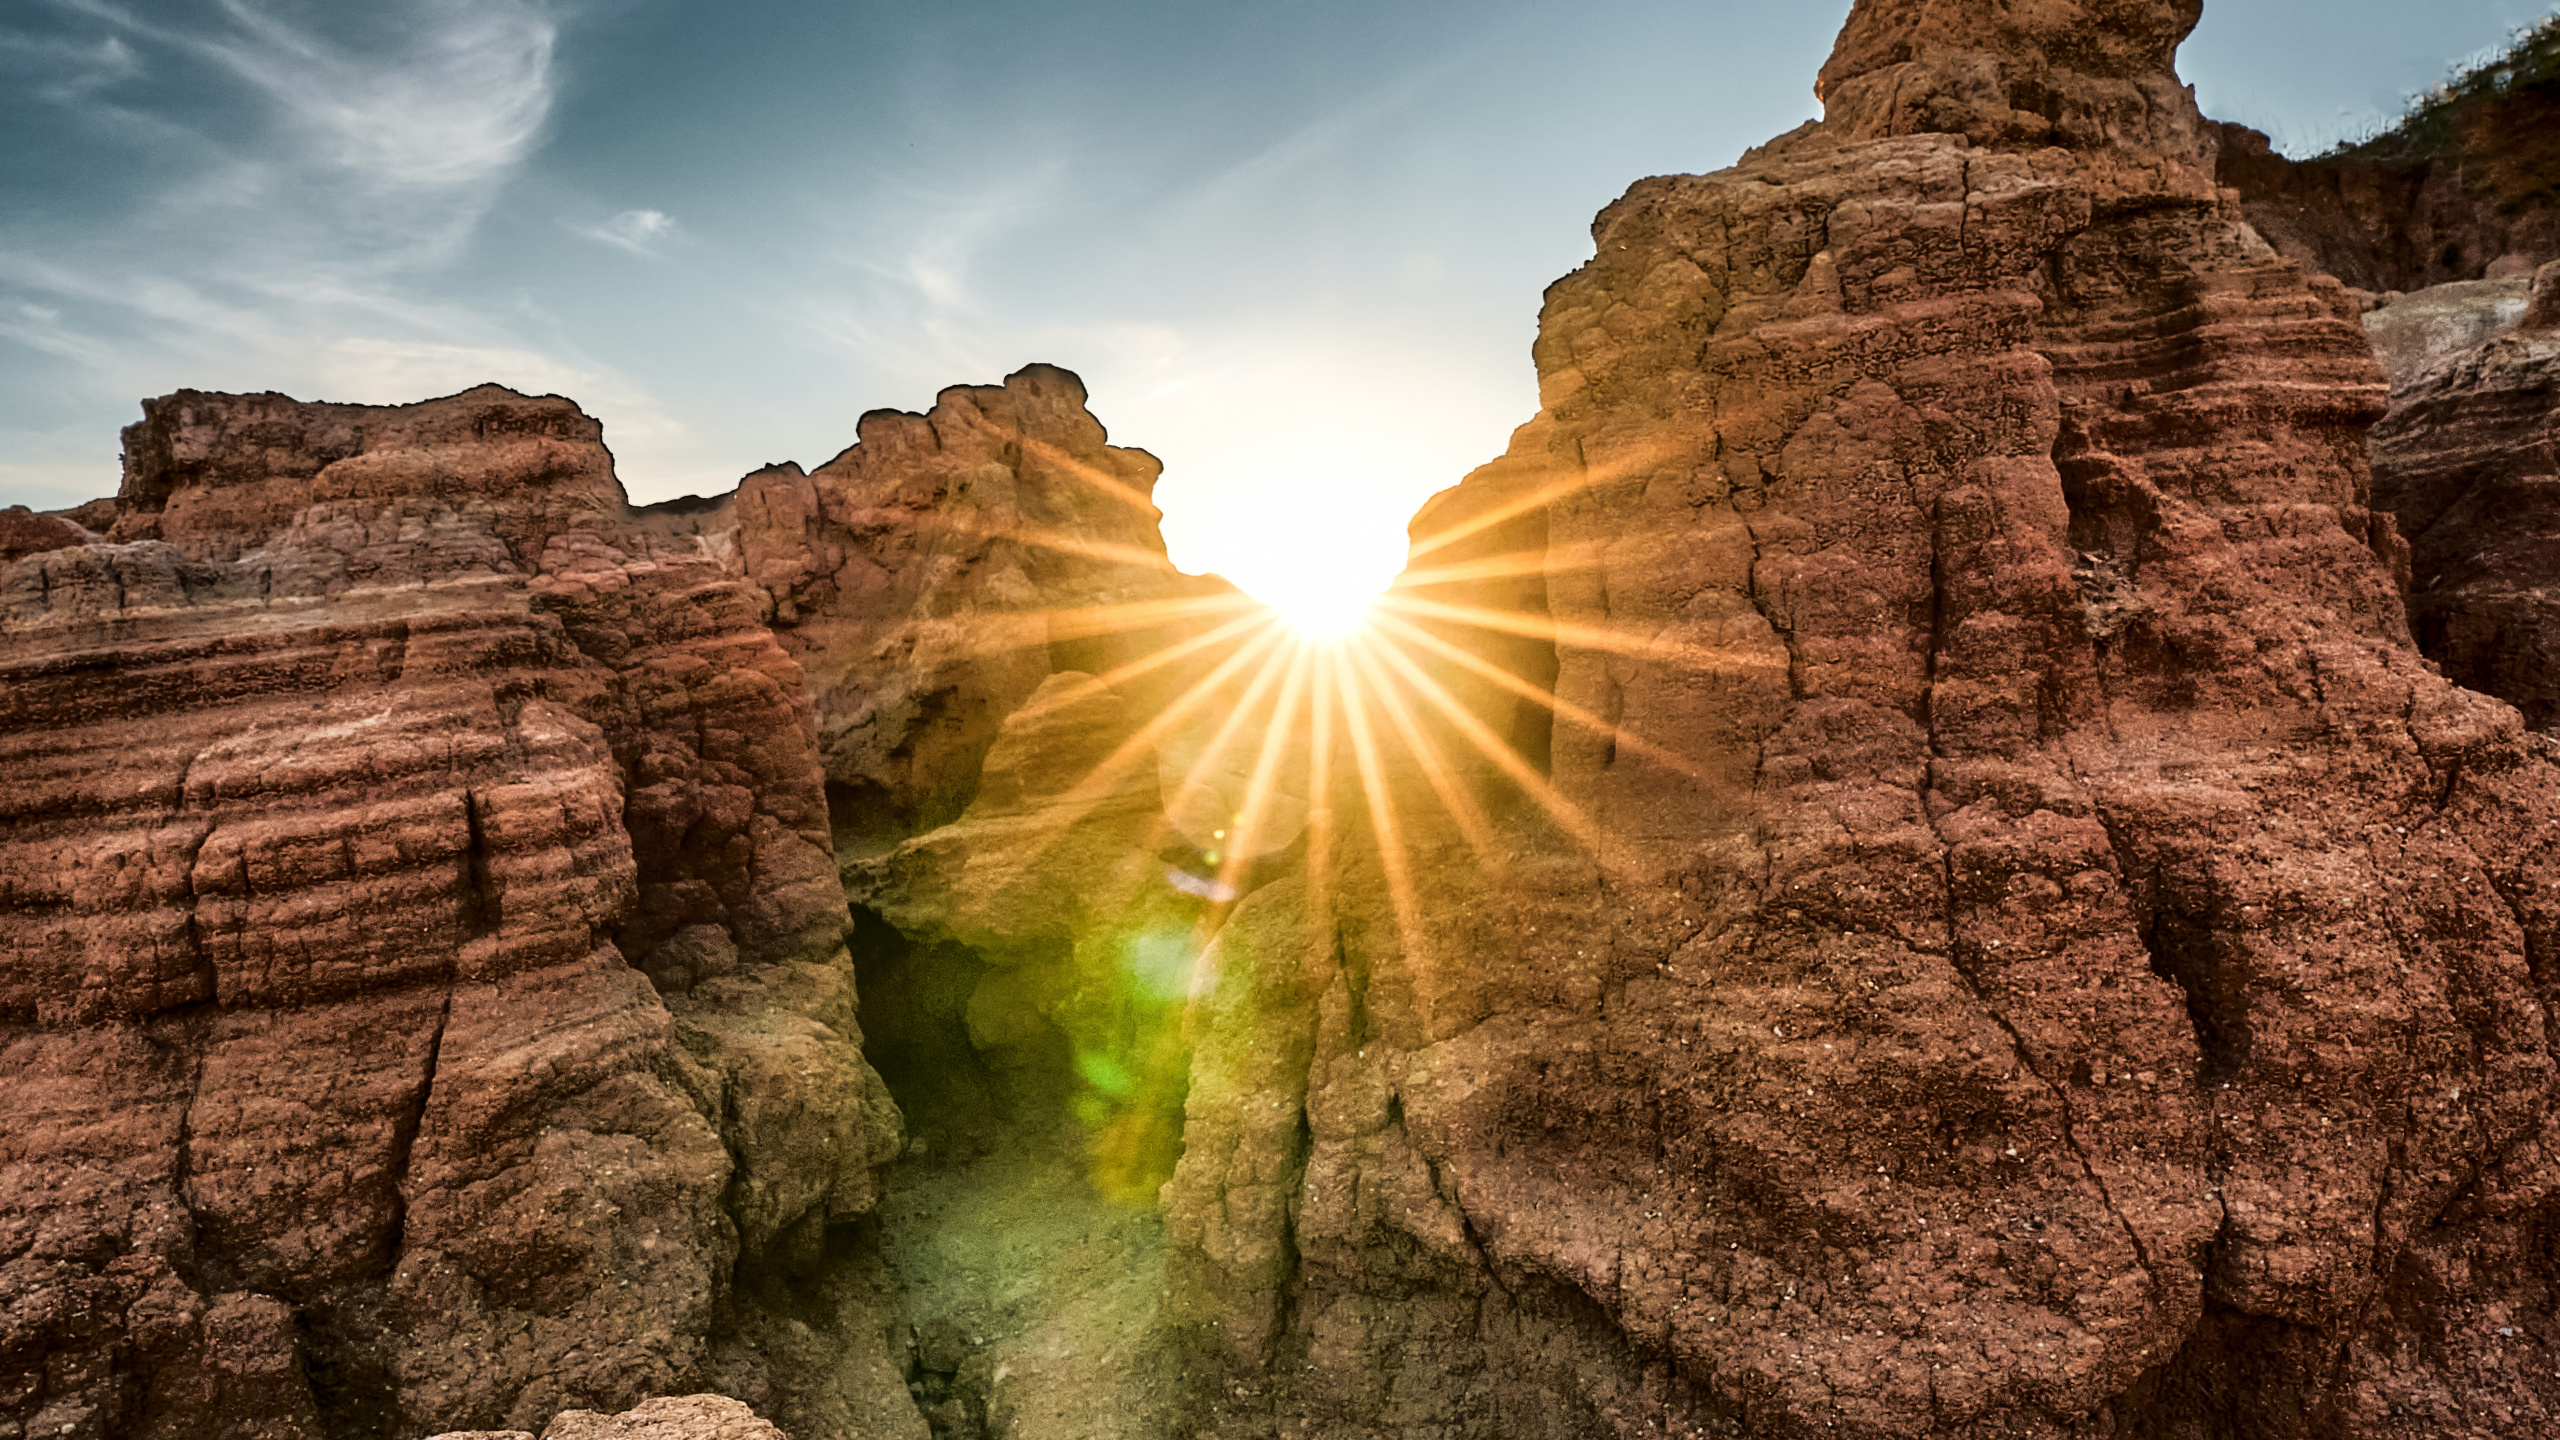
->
[858,466,1748,1213]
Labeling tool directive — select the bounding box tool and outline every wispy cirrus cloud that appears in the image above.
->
[0,26,139,102]
[576,207,678,255]
[788,159,1093,380]
[198,0,556,193]
[6,0,553,277]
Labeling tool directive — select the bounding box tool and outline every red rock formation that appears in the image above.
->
[2532,259,2560,331]
[0,369,1201,1440]
[1155,2,2560,1437]
[0,506,87,566]
[14,5,2560,1439]
[732,374,1228,852]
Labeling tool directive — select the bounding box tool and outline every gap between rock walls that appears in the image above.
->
[844,903,1190,1440]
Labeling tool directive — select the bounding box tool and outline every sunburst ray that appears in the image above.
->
[1363,626,1612,857]
[1329,646,1428,966]
[1401,437,1678,564]
[1389,542,1599,592]
[1013,433,1169,518]
[1211,642,1318,896]
[1366,609,1714,782]
[1042,621,1295,824]
[1344,641,1503,868]
[1377,591,1784,677]
[913,514,1189,573]
[1009,606,1283,726]
[1154,623,1309,867]
[920,591,1266,666]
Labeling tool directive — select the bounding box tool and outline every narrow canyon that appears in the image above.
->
[7,1,2560,1437]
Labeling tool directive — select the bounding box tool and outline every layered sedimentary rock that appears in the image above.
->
[1156,2,2560,1437]
[2369,262,2560,730]
[0,368,1201,1440]
[13,2,2560,1438]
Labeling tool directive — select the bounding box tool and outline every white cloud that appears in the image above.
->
[203,0,556,191]
[37,0,556,195]
[0,27,140,100]
[1169,38,1484,222]
[0,301,119,368]
[577,207,677,255]
[787,161,1081,375]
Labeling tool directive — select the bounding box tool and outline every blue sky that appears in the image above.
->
[4,0,2552,604]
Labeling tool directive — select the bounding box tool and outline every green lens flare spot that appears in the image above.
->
[1076,1050,1135,1097]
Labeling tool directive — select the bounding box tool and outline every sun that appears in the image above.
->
[1254,576,1380,639]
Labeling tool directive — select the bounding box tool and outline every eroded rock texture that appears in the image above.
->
[0,367,1197,1440]
[731,383,1223,854]
[426,1391,789,1440]
[12,4,2560,1439]
[1158,2,2560,1438]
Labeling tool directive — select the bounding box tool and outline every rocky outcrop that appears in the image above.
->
[2369,262,2560,731]
[0,506,88,566]
[0,369,1204,1440]
[428,1392,789,1440]
[731,382,1233,853]
[1153,2,2560,1437]
[14,4,2560,1439]
[2530,258,2560,331]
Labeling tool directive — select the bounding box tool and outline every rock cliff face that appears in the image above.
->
[11,3,2560,1439]
[1155,2,2560,1438]
[0,369,1205,1440]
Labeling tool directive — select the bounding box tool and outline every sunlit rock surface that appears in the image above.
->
[2364,277,2538,389]
[732,372,1232,853]
[1160,1,2560,1436]
[12,2,2560,1439]
[426,1392,788,1440]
